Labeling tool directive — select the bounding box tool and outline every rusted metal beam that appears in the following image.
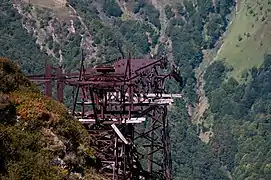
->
[27,55,184,180]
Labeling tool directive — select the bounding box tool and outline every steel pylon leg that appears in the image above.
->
[162,106,172,180]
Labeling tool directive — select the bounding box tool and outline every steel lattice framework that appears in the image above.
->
[28,53,183,180]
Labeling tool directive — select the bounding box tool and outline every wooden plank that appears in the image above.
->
[111,124,129,145]
[78,117,146,124]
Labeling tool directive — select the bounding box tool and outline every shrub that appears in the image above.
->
[102,0,123,17]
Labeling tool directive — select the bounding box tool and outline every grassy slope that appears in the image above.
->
[216,0,271,79]
[24,0,66,8]
[23,0,71,18]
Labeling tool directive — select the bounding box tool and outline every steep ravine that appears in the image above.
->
[191,47,213,143]
[150,0,174,62]
[150,0,214,143]
[192,1,239,143]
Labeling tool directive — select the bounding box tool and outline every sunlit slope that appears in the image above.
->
[216,0,271,78]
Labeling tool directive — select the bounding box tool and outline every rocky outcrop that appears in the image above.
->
[13,1,97,66]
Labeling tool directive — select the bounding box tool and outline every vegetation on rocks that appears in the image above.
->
[0,58,104,180]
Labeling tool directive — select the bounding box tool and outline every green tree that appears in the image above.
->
[165,4,174,19]
[102,0,123,17]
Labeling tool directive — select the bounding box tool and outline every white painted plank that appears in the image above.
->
[111,124,129,145]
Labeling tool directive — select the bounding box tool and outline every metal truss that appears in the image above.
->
[27,52,183,180]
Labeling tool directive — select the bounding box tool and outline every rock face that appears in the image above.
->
[13,0,98,69]
[0,58,105,180]
[41,128,67,154]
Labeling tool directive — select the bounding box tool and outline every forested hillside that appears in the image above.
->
[4,0,235,103]
[203,55,271,179]
[1,0,271,179]
[0,0,54,74]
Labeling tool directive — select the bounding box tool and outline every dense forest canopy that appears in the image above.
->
[203,55,271,179]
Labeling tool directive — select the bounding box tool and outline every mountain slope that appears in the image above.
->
[216,0,271,79]
[204,55,271,180]
[1,0,255,179]
[0,0,54,74]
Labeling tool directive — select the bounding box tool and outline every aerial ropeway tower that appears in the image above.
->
[28,52,184,180]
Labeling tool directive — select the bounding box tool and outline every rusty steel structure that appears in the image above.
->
[28,52,183,180]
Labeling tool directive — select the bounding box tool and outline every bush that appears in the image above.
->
[0,58,35,93]
[165,4,174,19]
[102,0,123,17]
[132,2,141,13]
[238,34,242,41]
[141,4,161,29]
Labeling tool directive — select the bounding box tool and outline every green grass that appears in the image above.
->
[216,0,271,79]
[23,0,71,19]
[25,0,67,9]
